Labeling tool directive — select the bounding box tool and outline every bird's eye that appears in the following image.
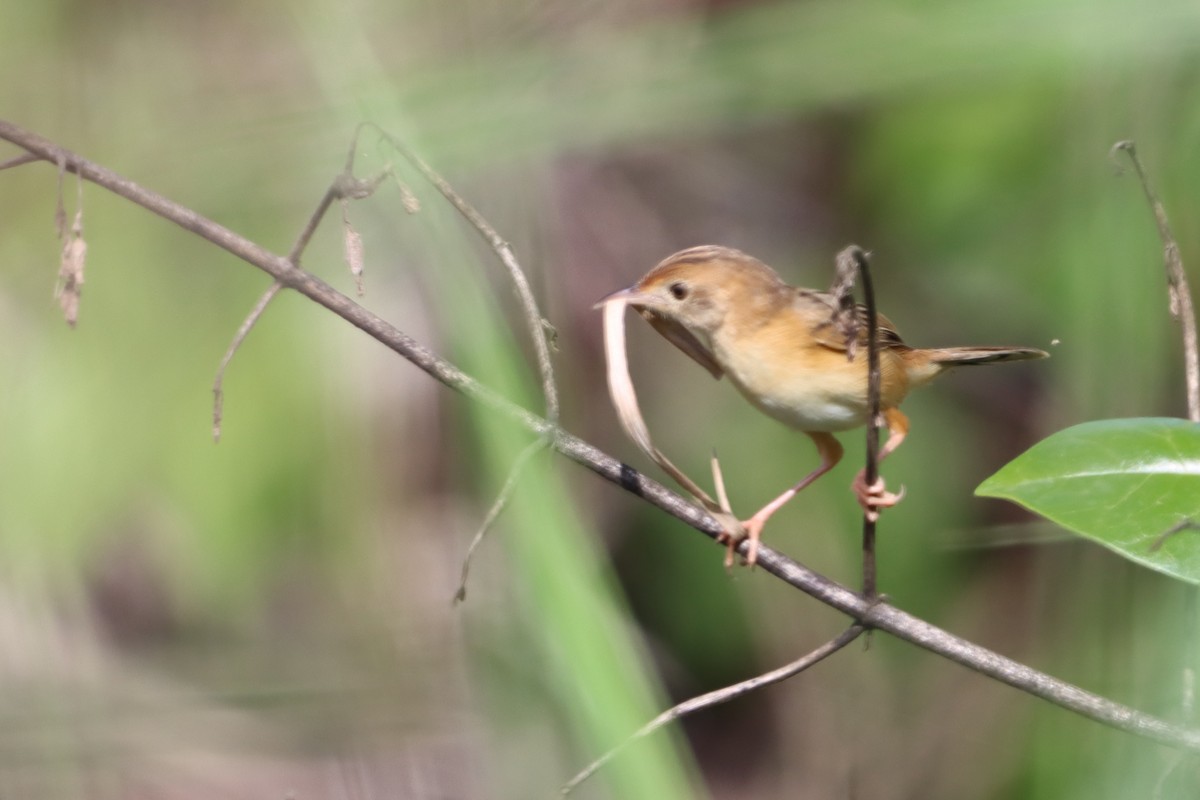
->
[669,282,689,300]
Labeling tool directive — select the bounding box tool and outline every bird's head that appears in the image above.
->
[598,245,784,379]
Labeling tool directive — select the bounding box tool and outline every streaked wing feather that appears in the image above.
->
[795,290,908,353]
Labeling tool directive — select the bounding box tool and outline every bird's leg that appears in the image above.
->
[732,432,844,567]
[852,407,909,521]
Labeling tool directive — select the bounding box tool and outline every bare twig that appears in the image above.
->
[212,281,283,442]
[373,126,560,426]
[835,246,882,599]
[291,185,339,265]
[452,437,544,604]
[1111,141,1200,422]
[1113,141,1200,771]
[363,126,562,599]
[212,130,394,441]
[289,124,388,265]
[1149,518,1200,553]
[4,118,1200,754]
[0,151,37,171]
[561,625,865,795]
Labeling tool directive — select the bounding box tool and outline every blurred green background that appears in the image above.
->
[2,0,1200,797]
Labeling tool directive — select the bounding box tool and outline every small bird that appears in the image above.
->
[606,245,1047,565]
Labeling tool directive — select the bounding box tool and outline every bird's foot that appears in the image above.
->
[716,516,766,569]
[852,471,904,522]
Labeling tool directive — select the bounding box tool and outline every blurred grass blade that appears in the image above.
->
[414,186,702,799]
[977,418,1200,583]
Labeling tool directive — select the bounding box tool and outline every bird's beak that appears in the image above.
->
[593,285,652,311]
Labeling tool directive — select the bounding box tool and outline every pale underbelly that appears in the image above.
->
[715,338,909,433]
[730,379,871,432]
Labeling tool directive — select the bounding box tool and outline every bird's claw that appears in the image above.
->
[717,517,764,568]
[853,472,905,522]
[715,527,741,569]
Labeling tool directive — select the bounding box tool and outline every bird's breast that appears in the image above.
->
[712,327,908,432]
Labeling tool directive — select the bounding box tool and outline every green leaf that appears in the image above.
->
[976,418,1200,584]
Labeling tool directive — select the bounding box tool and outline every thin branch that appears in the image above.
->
[373,126,560,426]
[1113,141,1200,774]
[212,281,283,442]
[452,437,546,604]
[1111,140,1200,423]
[364,125,563,600]
[835,246,881,599]
[213,129,395,440]
[286,125,360,266]
[368,126,563,600]
[561,625,865,795]
[0,152,38,171]
[290,186,339,265]
[289,124,387,265]
[4,118,1200,754]
[207,168,335,444]
[1149,518,1200,553]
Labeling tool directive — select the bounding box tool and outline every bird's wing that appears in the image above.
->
[794,289,908,354]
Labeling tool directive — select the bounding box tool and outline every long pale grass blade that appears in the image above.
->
[601,297,739,534]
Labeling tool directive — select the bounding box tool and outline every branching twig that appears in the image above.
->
[357,126,561,600]
[291,123,391,265]
[372,126,560,426]
[211,129,395,441]
[561,625,865,795]
[5,119,1200,754]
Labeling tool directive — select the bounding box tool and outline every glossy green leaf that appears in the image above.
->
[977,418,1200,584]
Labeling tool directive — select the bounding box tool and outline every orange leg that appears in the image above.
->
[724,432,844,567]
[851,407,909,521]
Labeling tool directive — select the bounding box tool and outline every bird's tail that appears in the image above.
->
[928,346,1048,366]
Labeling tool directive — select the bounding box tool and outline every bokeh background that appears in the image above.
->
[2,0,1200,797]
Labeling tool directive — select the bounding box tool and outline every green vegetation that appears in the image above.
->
[2,0,1200,797]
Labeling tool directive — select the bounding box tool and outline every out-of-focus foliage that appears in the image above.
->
[2,0,1200,797]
